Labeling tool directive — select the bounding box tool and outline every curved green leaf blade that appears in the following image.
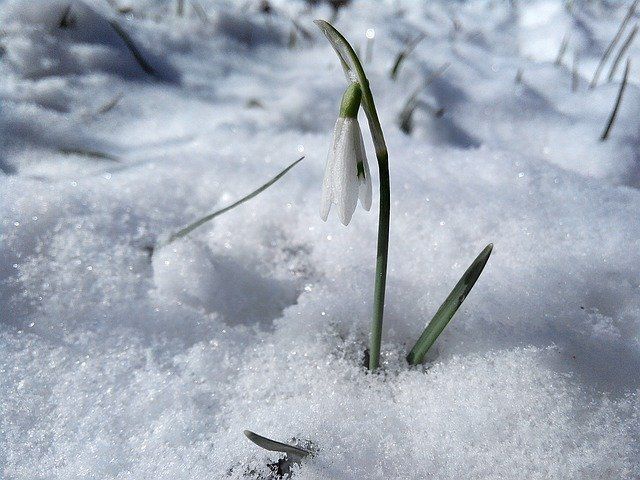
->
[107,19,160,79]
[390,33,426,80]
[243,430,311,459]
[59,147,120,162]
[407,244,493,365]
[162,156,304,246]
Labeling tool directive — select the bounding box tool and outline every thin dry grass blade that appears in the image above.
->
[600,58,631,141]
[572,51,579,92]
[95,92,124,115]
[590,0,637,88]
[108,20,160,79]
[163,156,304,245]
[190,1,208,23]
[390,33,426,80]
[59,147,120,162]
[554,31,570,66]
[607,24,637,81]
[515,67,523,84]
[397,63,450,134]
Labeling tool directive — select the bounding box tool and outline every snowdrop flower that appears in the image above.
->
[320,83,372,226]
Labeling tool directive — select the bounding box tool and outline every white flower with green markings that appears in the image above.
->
[320,83,372,226]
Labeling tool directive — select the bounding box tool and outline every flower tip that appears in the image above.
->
[320,202,330,222]
[313,19,329,34]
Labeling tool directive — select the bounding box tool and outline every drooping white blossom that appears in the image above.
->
[320,116,372,226]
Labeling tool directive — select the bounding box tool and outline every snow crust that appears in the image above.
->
[1,0,639,478]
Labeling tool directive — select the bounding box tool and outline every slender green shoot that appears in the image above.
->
[397,62,450,134]
[287,15,314,48]
[590,0,637,89]
[117,6,133,15]
[554,31,570,66]
[162,156,304,246]
[398,97,443,135]
[95,92,124,115]
[58,4,74,29]
[423,62,451,85]
[515,67,523,84]
[407,244,493,366]
[607,24,637,81]
[105,0,133,14]
[107,20,160,79]
[59,147,120,162]
[572,50,579,92]
[398,98,416,134]
[314,20,389,371]
[291,17,314,42]
[600,58,631,141]
[289,27,298,49]
[244,430,312,459]
[390,33,426,80]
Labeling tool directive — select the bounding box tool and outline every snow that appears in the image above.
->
[1,0,639,478]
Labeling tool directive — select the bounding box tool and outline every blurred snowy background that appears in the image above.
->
[1,0,639,478]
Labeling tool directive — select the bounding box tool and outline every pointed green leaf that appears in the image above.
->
[58,148,120,162]
[162,156,304,246]
[243,430,311,459]
[407,244,493,365]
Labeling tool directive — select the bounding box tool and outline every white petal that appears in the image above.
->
[319,118,344,221]
[319,117,372,226]
[354,121,372,211]
[320,164,333,220]
[333,118,360,225]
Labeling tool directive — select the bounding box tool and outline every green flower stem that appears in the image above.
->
[370,149,390,370]
[314,20,390,370]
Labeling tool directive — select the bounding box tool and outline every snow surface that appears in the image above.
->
[1,0,640,478]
